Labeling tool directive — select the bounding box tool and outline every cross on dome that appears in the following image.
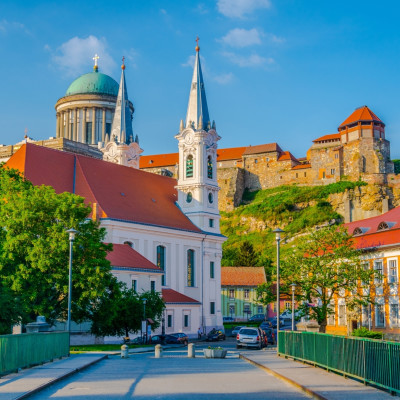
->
[93,54,99,71]
[195,36,200,52]
[121,56,125,70]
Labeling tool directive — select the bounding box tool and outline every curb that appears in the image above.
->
[14,355,108,400]
[240,354,328,400]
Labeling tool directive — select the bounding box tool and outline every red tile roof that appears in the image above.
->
[339,106,383,129]
[312,133,341,143]
[217,146,247,161]
[292,163,311,170]
[221,266,266,286]
[353,228,400,250]
[162,288,200,304]
[5,143,202,233]
[140,153,179,168]
[278,151,298,162]
[107,244,162,272]
[243,143,282,156]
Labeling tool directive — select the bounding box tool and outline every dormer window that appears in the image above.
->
[377,221,395,231]
[353,228,363,236]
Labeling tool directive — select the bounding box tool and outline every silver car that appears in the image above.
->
[231,326,244,337]
[236,327,263,349]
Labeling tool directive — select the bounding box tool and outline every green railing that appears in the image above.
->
[279,331,400,395]
[0,332,69,376]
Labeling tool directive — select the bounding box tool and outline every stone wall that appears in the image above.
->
[218,167,245,212]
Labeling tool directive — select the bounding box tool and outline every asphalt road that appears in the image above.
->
[29,339,309,400]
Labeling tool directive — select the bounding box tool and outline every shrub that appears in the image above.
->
[352,327,383,339]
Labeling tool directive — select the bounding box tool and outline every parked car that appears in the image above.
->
[206,329,226,341]
[261,327,275,345]
[259,321,272,330]
[165,333,189,345]
[149,335,165,344]
[231,326,244,337]
[248,314,267,322]
[130,336,145,345]
[223,316,235,323]
[280,310,301,321]
[236,327,264,349]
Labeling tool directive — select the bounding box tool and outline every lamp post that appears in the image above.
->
[66,228,77,337]
[273,228,284,352]
[142,298,147,343]
[291,283,296,331]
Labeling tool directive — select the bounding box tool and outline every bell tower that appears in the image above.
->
[175,40,221,233]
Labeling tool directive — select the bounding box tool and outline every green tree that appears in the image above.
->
[90,287,165,338]
[0,281,22,334]
[235,240,259,266]
[0,167,114,325]
[280,225,376,332]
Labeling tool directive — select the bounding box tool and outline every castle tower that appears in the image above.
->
[175,40,221,233]
[101,58,143,168]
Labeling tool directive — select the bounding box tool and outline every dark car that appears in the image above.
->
[149,335,165,344]
[259,321,272,330]
[248,314,267,322]
[260,327,275,345]
[165,333,189,345]
[206,329,226,341]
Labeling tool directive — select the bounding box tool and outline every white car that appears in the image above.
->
[280,310,300,320]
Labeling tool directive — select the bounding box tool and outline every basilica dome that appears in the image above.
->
[65,71,119,97]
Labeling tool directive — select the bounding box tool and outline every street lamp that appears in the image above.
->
[291,283,296,331]
[66,228,77,338]
[273,228,284,352]
[142,298,147,343]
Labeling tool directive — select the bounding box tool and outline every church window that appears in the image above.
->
[132,279,137,292]
[186,192,193,203]
[208,192,214,204]
[167,314,173,328]
[210,302,215,315]
[157,245,166,286]
[207,155,213,179]
[187,249,195,287]
[106,123,111,137]
[151,280,156,292]
[209,219,214,228]
[186,155,194,178]
[86,122,92,144]
[210,261,215,279]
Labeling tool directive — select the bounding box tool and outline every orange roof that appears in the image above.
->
[243,143,282,156]
[312,133,341,143]
[107,244,162,272]
[353,228,400,250]
[278,151,297,162]
[221,266,266,286]
[140,153,179,168]
[217,146,247,161]
[162,288,200,304]
[5,143,202,233]
[292,163,311,170]
[339,106,383,129]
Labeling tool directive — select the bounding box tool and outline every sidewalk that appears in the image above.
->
[242,348,394,400]
[0,354,106,400]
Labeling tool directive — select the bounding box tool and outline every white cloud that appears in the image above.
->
[269,34,285,44]
[217,0,271,18]
[219,28,262,48]
[213,72,234,84]
[0,19,31,35]
[181,55,196,68]
[223,51,274,67]
[52,36,116,77]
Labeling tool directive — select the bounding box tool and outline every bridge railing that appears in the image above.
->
[0,332,69,376]
[278,331,400,395]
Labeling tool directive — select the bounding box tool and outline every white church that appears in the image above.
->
[6,43,225,339]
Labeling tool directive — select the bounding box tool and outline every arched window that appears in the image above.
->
[187,249,195,287]
[353,228,362,236]
[377,222,395,231]
[207,155,213,179]
[157,245,166,286]
[186,155,193,178]
[124,241,134,248]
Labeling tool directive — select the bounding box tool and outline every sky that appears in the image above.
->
[1,0,400,158]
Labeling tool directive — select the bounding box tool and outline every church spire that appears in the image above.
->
[110,57,133,144]
[185,37,210,130]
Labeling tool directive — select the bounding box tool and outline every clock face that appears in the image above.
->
[185,132,194,145]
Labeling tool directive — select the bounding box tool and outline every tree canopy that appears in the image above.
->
[0,167,115,330]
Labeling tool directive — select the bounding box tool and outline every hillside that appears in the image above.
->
[220,181,367,266]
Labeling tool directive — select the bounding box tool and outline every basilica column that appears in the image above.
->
[56,113,60,138]
[74,108,78,141]
[82,108,87,143]
[66,110,71,140]
[92,107,96,144]
[102,108,106,142]
[61,111,66,138]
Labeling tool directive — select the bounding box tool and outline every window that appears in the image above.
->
[244,289,249,299]
[304,172,307,177]
[209,219,214,228]
[208,192,214,204]
[184,314,189,328]
[338,304,346,326]
[257,306,263,314]
[157,245,166,286]
[285,301,291,310]
[327,303,335,326]
[361,262,370,286]
[187,249,195,287]
[390,304,400,327]
[229,289,235,299]
[244,304,251,317]
[186,192,193,203]
[374,260,383,284]
[377,222,389,231]
[322,171,326,179]
[106,122,111,137]
[376,304,385,327]
[389,259,398,283]
[151,281,156,292]
[86,122,92,144]
[331,169,335,175]
[361,305,370,327]
[210,261,215,279]
[167,314,172,328]
[210,302,215,315]
[254,159,258,164]
[132,279,137,292]
[186,155,193,178]
[229,305,235,316]
[335,153,339,159]
[207,155,213,179]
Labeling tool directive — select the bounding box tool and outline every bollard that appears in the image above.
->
[155,344,162,358]
[188,343,195,358]
[121,344,129,358]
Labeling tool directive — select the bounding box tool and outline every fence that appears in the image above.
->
[278,331,400,395]
[0,332,69,376]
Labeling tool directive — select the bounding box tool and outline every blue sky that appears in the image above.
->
[1,0,400,158]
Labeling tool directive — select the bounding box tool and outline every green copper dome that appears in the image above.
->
[66,71,119,96]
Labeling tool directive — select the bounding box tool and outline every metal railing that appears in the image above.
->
[278,331,400,395]
[0,332,69,376]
